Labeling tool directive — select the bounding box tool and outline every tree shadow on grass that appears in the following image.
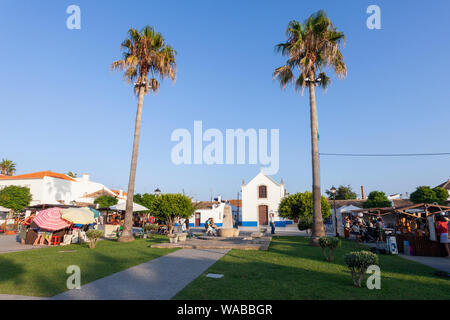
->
[175,254,450,300]
[0,256,26,287]
[0,237,176,297]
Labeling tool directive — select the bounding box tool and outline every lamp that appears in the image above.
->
[330,186,339,237]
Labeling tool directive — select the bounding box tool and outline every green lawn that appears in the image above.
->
[0,236,176,297]
[174,237,450,300]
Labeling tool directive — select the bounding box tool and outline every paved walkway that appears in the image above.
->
[152,236,271,250]
[0,235,46,254]
[52,248,229,300]
[398,254,450,273]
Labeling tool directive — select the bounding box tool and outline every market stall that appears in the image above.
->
[351,203,450,257]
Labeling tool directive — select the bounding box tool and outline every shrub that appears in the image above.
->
[318,237,341,262]
[144,223,158,232]
[144,223,158,238]
[86,229,104,249]
[344,251,378,287]
[297,220,312,233]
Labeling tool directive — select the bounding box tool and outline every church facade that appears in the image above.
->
[240,170,289,227]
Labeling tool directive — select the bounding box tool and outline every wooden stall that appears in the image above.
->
[352,203,450,257]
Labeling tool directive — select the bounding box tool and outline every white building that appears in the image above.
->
[241,170,288,227]
[190,201,229,227]
[0,171,126,207]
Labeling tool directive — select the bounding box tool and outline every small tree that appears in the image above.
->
[433,187,449,205]
[344,251,378,287]
[318,237,341,262]
[152,194,194,234]
[86,229,104,249]
[144,223,158,238]
[94,195,118,208]
[410,186,448,205]
[0,186,32,216]
[134,193,157,213]
[363,191,391,208]
[326,185,357,200]
[279,192,331,227]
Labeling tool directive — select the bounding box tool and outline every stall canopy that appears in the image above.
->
[0,206,10,212]
[34,207,71,231]
[61,207,95,225]
[89,208,102,218]
[109,202,147,212]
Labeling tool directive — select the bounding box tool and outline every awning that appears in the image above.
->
[109,202,147,212]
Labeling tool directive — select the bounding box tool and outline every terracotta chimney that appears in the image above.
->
[361,186,365,200]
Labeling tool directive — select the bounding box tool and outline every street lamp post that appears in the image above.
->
[330,186,339,237]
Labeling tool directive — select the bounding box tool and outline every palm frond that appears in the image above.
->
[111,25,177,95]
[273,10,346,93]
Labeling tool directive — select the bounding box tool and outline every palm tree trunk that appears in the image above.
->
[308,77,325,246]
[118,85,145,242]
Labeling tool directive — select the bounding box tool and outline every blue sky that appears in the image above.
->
[0,0,449,200]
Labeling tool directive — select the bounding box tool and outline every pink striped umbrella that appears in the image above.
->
[34,207,72,231]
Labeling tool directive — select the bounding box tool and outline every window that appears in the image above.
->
[258,185,267,199]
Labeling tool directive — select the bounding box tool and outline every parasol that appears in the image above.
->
[34,207,71,231]
[61,207,95,225]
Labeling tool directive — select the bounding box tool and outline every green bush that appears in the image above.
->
[297,220,312,232]
[144,223,158,238]
[318,237,341,261]
[86,229,104,249]
[144,223,158,232]
[344,251,378,287]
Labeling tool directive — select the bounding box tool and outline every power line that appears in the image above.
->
[320,152,450,157]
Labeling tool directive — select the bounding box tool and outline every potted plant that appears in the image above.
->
[344,251,378,287]
[168,233,178,243]
[177,233,187,242]
[86,229,104,249]
[319,237,341,262]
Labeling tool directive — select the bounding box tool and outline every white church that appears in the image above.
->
[240,170,290,227]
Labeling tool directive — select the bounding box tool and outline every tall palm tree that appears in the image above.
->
[273,10,347,246]
[0,159,16,176]
[111,26,176,242]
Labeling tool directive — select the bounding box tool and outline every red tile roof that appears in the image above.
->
[228,199,242,208]
[111,189,127,197]
[0,171,76,182]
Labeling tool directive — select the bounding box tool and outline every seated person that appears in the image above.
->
[206,218,217,236]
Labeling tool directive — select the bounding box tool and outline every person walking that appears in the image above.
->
[270,213,276,235]
[436,214,450,258]
[343,216,351,239]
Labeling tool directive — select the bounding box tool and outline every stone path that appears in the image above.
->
[151,236,271,251]
[398,254,450,273]
[52,248,229,300]
[0,235,46,254]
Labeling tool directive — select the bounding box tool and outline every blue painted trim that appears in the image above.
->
[188,223,223,227]
[241,221,258,227]
[285,221,293,225]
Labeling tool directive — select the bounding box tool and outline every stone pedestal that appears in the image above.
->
[219,205,236,238]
